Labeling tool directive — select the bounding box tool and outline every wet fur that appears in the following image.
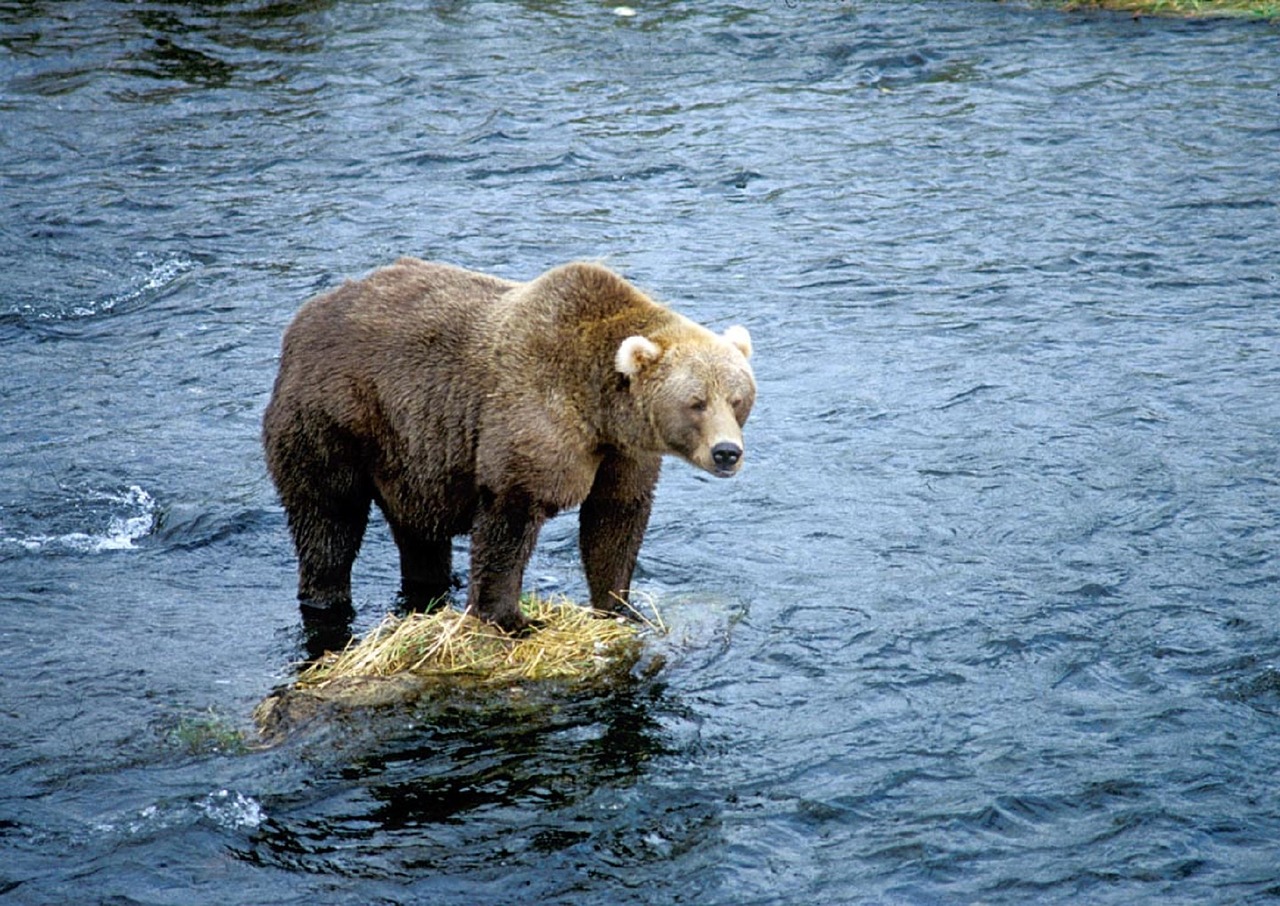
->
[263,259,754,632]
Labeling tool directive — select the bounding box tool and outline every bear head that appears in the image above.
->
[615,322,755,477]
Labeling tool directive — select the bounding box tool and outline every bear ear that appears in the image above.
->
[723,324,753,360]
[615,335,662,376]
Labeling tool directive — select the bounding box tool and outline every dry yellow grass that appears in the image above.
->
[294,593,663,690]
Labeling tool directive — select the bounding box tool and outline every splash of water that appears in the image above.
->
[3,485,156,554]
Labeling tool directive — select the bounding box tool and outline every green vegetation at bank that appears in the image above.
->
[1027,0,1280,19]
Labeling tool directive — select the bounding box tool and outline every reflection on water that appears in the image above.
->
[1,1,1278,903]
[243,685,696,881]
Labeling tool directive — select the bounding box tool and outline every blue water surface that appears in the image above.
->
[1,2,1278,903]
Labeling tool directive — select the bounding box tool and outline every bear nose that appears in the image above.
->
[711,442,742,470]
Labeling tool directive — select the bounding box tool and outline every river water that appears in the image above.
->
[2,1,1279,903]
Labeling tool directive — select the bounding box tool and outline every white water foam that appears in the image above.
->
[70,257,195,319]
[17,257,197,322]
[3,485,156,554]
[198,789,266,833]
[93,789,265,839]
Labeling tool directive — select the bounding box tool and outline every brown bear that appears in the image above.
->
[262,259,755,633]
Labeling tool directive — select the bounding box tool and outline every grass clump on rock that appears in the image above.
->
[252,593,669,740]
[252,594,699,743]
[297,593,661,690]
[1030,0,1280,18]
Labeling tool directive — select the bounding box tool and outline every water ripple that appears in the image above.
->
[2,1,1279,903]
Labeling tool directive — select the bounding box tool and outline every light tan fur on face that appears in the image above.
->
[722,324,753,360]
[616,322,755,477]
[615,334,661,376]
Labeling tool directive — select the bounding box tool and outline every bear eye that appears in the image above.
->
[689,399,708,413]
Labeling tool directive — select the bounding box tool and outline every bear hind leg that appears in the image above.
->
[387,523,454,612]
[287,494,370,623]
[264,410,371,622]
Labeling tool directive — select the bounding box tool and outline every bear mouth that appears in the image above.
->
[708,461,742,479]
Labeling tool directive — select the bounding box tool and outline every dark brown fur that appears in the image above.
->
[263,259,754,632]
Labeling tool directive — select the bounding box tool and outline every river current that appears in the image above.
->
[2,2,1278,903]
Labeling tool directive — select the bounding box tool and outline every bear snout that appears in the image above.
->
[711,441,743,476]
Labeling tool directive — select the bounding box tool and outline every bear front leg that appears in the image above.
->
[467,488,548,633]
[579,453,660,614]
